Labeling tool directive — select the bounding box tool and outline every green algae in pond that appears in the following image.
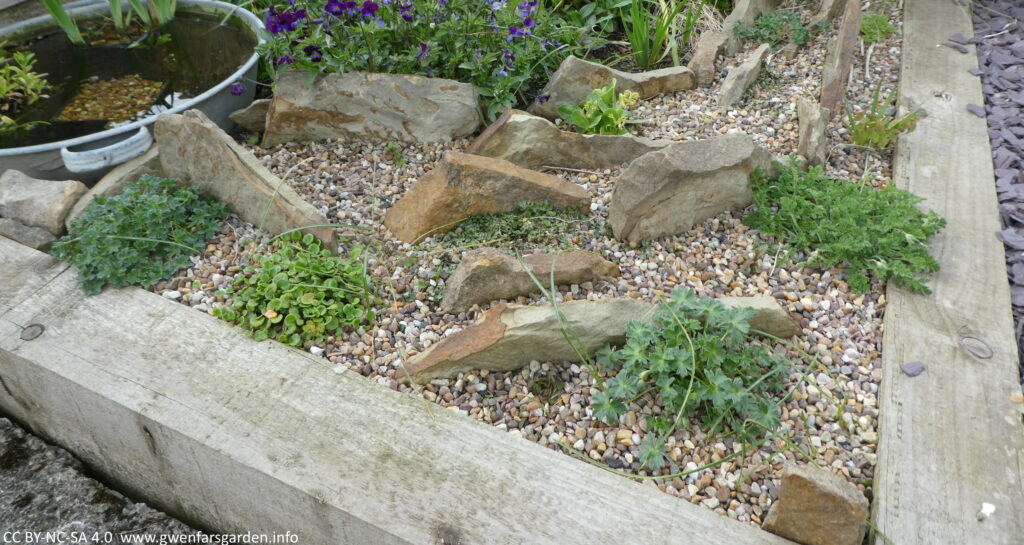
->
[0,13,255,149]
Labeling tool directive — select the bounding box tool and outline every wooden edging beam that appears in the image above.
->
[872,0,1024,543]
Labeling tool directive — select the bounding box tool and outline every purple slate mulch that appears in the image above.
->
[969,0,1024,385]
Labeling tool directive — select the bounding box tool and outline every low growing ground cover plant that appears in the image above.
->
[258,0,585,118]
[52,175,227,295]
[844,82,920,148]
[859,13,894,44]
[745,159,946,294]
[434,201,595,250]
[733,11,822,49]
[557,80,640,135]
[591,288,791,470]
[213,232,376,347]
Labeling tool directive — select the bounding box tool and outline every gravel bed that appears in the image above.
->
[151,0,904,526]
[970,0,1024,385]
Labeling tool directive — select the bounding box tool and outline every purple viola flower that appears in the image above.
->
[522,16,535,28]
[303,44,323,62]
[535,94,550,104]
[360,1,379,16]
[517,0,537,17]
[416,42,430,60]
[276,55,295,65]
[325,0,344,15]
[399,3,413,21]
[489,0,506,9]
[498,68,508,77]
[507,25,529,41]
[265,6,283,33]
[229,82,246,96]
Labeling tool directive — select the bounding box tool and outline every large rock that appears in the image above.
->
[468,110,672,170]
[65,145,164,230]
[528,56,695,120]
[441,248,620,313]
[719,44,772,109]
[796,97,829,167]
[810,0,848,27]
[406,299,657,380]
[262,70,480,146]
[819,0,861,113]
[383,152,590,243]
[608,134,772,242]
[0,218,56,251]
[0,170,86,236]
[687,31,730,87]
[229,98,271,133]
[723,0,780,54]
[719,296,801,338]
[154,110,335,249]
[762,464,869,545]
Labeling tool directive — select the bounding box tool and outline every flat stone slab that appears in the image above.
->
[719,44,772,109]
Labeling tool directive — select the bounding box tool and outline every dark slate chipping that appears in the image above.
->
[901,361,926,377]
[972,0,1024,385]
[942,42,969,54]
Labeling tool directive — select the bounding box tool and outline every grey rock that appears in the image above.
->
[763,463,869,545]
[469,110,672,170]
[719,44,772,109]
[797,97,829,166]
[262,70,480,146]
[810,0,848,27]
[229,98,271,133]
[0,218,56,251]
[154,110,336,249]
[901,361,925,377]
[819,0,861,113]
[723,0,780,54]
[441,247,620,313]
[720,295,801,338]
[688,31,730,87]
[778,42,800,60]
[0,170,86,235]
[65,145,164,230]
[528,56,696,120]
[407,299,657,380]
[608,133,772,242]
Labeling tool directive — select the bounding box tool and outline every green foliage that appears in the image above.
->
[43,0,176,43]
[744,159,946,294]
[0,51,49,136]
[844,82,920,149]
[435,202,593,250]
[551,0,631,39]
[385,142,406,167]
[620,0,687,68]
[213,232,376,347]
[52,175,227,295]
[592,289,791,469]
[42,0,84,44]
[859,14,894,44]
[733,11,823,49]
[557,80,640,135]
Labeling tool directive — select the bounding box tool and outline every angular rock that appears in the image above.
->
[441,247,620,313]
[262,70,480,146]
[468,110,671,170]
[688,31,730,87]
[608,134,772,242]
[719,296,801,338]
[383,152,589,243]
[229,99,271,133]
[0,170,86,236]
[406,299,656,380]
[723,0,780,54]
[797,97,829,167]
[810,0,848,27]
[763,464,869,545]
[819,0,862,113]
[528,56,696,120]
[778,42,800,60]
[154,110,335,249]
[65,145,164,230]
[719,44,772,109]
[0,218,56,251]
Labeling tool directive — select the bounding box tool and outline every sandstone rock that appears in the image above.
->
[719,44,772,109]
[406,299,656,380]
[154,110,335,249]
[468,110,671,170]
[720,296,801,338]
[383,152,589,243]
[0,170,86,235]
[797,97,829,167]
[528,56,696,120]
[65,145,164,230]
[778,42,800,60]
[687,31,730,87]
[763,464,869,545]
[262,70,480,146]
[0,218,56,251]
[609,134,772,242]
[810,0,848,27]
[723,0,780,54]
[441,247,620,313]
[819,0,861,113]
[229,99,271,133]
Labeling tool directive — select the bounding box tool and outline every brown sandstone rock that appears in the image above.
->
[688,31,730,87]
[719,295,802,338]
[0,170,86,236]
[820,0,862,113]
[229,99,271,133]
[763,464,869,545]
[719,44,772,109]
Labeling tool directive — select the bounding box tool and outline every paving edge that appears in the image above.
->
[0,236,795,545]
[872,0,1024,543]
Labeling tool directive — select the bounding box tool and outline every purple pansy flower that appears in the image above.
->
[517,0,537,17]
[360,1,379,16]
[276,55,295,65]
[304,44,323,61]
[416,42,430,60]
[399,2,413,21]
[229,82,246,96]
[523,16,535,28]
